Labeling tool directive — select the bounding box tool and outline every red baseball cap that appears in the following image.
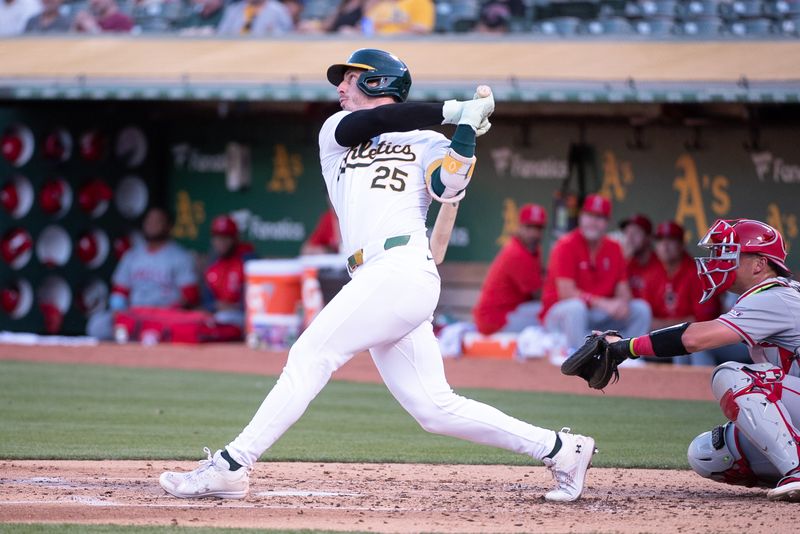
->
[620,213,653,235]
[211,215,239,237]
[655,221,685,241]
[581,194,611,218]
[519,203,547,227]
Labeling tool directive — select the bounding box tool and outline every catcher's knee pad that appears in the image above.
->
[711,361,800,475]
[688,422,781,488]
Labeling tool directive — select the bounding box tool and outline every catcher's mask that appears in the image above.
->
[327,48,412,103]
[695,219,791,303]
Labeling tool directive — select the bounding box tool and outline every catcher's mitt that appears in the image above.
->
[560,330,625,390]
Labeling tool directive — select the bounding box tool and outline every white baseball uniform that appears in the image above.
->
[226,110,558,467]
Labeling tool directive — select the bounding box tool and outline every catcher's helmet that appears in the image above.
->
[327,49,412,102]
[695,218,791,303]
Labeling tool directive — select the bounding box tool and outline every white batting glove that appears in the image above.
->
[441,99,463,125]
[459,87,494,134]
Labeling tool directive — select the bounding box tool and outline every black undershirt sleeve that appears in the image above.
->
[334,102,445,147]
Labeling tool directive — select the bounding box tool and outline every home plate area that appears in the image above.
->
[2,459,798,533]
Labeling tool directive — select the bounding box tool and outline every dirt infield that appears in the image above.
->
[3,342,795,533]
[3,459,798,533]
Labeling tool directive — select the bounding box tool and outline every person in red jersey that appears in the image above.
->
[540,193,651,351]
[621,213,662,305]
[204,215,256,329]
[651,220,748,366]
[473,203,546,335]
[301,205,341,255]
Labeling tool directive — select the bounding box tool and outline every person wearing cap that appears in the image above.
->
[540,193,651,352]
[621,213,662,305]
[86,207,200,339]
[473,203,547,335]
[203,214,256,330]
[651,220,748,366]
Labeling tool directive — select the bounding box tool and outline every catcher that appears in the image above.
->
[562,218,800,502]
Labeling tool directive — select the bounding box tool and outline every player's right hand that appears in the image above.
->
[459,87,494,134]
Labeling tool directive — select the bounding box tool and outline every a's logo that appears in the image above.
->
[341,140,416,170]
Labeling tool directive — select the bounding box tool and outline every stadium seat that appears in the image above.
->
[677,17,721,35]
[719,0,764,20]
[634,16,676,34]
[725,16,776,35]
[535,16,583,35]
[675,0,719,19]
[443,0,479,33]
[639,0,678,17]
[582,16,636,34]
[777,16,800,36]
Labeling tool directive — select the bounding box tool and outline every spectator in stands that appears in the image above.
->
[475,0,525,33]
[217,0,293,35]
[280,0,303,26]
[473,203,547,335]
[24,0,70,33]
[301,205,340,255]
[321,0,367,33]
[620,213,662,305]
[177,0,226,35]
[0,0,42,36]
[651,220,748,365]
[86,207,200,340]
[203,214,256,330]
[540,194,651,351]
[72,0,134,32]
[363,0,434,35]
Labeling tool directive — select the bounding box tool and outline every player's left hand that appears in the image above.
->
[561,330,628,389]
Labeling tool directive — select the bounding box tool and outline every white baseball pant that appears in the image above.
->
[227,242,557,466]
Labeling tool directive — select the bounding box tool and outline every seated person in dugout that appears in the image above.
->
[650,220,748,366]
[540,194,651,351]
[301,204,341,255]
[203,214,256,331]
[621,213,662,304]
[473,203,546,335]
[86,206,199,339]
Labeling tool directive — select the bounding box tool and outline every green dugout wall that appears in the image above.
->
[2,102,799,334]
[165,112,800,269]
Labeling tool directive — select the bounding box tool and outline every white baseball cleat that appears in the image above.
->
[159,447,250,499]
[767,471,800,502]
[542,428,596,502]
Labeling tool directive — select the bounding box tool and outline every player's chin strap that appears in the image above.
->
[426,124,476,203]
[607,322,691,360]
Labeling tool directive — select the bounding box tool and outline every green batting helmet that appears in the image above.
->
[327,49,412,102]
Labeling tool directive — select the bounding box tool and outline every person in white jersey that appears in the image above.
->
[159,48,596,503]
[592,218,800,501]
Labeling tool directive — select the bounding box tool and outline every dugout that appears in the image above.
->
[1,37,799,334]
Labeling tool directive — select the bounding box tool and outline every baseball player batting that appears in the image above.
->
[562,218,800,501]
[160,48,596,503]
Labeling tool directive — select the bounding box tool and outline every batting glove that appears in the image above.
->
[441,99,464,126]
[459,92,494,134]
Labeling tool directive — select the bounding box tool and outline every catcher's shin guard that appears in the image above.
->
[711,362,800,476]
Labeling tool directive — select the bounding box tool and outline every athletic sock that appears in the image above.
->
[544,434,563,459]
[221,449,243,471]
